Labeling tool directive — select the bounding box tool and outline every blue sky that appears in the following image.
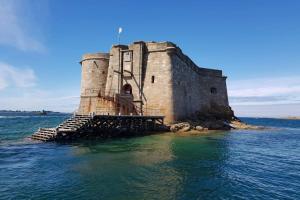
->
[0,0,299,117]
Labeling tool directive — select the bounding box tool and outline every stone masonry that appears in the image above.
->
[77,41,231,124]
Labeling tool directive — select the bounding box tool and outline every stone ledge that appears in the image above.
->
[81,52,110,62]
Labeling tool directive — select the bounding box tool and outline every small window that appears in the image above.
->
[123,51,132,62]
[210,87,217,94]
[151,76,155,83]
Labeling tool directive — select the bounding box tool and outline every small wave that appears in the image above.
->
[279,127,300,131]
[254,126,300,131]
[0,116,31,119]
[259,125,300,131]
[0,115,68,119]
[0,136,42,146]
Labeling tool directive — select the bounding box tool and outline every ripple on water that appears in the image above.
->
[0,116,300,199]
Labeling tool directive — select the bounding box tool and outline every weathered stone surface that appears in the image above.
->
[77,41,232,124]
[170,122,190,132]
[201,120,230,130]
[78,53,110,114]
[170,124,179,132]
[181,126,191,132]
[170,117,265,133]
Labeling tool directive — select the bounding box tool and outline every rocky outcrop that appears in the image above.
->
[170,119,263,133]
[170,122,193,132]
[194,104,235,122]
[169,105,264,133]
[170,120,229,133]
[229,120,264,130]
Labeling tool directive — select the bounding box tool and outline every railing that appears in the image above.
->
[80,88,164,117]
[143,107,164,116]
[95,107,116,115]
[82,88,118,98]
[94,107,163,116]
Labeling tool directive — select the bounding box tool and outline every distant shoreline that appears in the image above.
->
[0,110,70,116]
[238,116,300,120]
[284,116,300,120]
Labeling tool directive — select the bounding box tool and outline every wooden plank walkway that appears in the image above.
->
[31,114,165,142]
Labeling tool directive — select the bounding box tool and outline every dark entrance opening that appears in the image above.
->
[122,84,132,95]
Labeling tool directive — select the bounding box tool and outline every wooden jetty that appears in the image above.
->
[31,114,165,142]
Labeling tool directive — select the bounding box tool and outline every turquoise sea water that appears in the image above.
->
[0,115,300,200]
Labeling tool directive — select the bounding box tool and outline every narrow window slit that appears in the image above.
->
[151,76,155,83]
[210,87,217,94]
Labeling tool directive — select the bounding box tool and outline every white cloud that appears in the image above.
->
[0,86,80,112]
[0,92,79,112]
[0,0,45,51]
[228,76,300,105]
[0,61,79,112]
[232,104,300,118]
[0,62,36,90]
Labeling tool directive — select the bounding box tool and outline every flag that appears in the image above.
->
[118,27,122,34]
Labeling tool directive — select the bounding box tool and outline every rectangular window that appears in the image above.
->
[123,51,132,62]
[210,87,217,94]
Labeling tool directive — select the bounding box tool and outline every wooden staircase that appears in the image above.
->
[31,114,92,142]
[57,114,91,132]
[31,128,57,141]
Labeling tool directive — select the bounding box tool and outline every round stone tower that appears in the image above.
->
[80,53,110,97]
[78,52,110,114]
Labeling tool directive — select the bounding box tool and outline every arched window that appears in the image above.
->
[122,84,132,95]
[151,76,155,83]
[210,87,217,94]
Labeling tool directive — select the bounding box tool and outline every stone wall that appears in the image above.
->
[142,49,174,121]
[105,45,127,97]
[77,41,231,124]
[140,41,229,123]
[170,52,229,121]
[78,53,109,114]
[104,42,174,118]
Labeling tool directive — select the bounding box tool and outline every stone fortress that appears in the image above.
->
[77,41,232,124]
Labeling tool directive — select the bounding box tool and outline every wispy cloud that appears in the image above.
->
[232,104,300,118]
[0,62,36,90]
[0,0,45,51]
[228,76,300,105]
[0,91,79,112]
[0,83,80,112]
[0,92,79,112]
[0,61,79,112]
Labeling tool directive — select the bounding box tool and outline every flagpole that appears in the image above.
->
[118,27,122,45]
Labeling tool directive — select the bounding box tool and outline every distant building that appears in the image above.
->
[77,41,231,123]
